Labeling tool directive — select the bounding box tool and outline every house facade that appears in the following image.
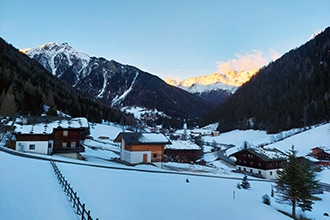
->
[230,147,287,180]
[114,132,171,167]
[16,133,52,154]
[15,117,88,158]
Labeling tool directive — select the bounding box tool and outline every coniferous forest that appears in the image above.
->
[200,27,330,133]
[0,38,135,125]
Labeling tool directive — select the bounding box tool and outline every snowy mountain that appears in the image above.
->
[22,42,90,81]
[21,43,214,119]
[166,69,258,103]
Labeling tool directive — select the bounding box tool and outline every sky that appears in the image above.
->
[0,0,329,80]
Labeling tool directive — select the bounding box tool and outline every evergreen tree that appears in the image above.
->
[241,175,250,189]
[275,146,319,219]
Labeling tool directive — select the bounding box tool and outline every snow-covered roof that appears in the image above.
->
[312,146,330,154]
[114,132,171,145]
[231,147,287,161]
[165,140,201,150]
[14,117,89,135]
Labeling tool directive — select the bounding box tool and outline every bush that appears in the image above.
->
[262,194,271,205]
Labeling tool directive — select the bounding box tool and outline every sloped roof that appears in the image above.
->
[114,132,171,145]
[231,147,288,161]
[14,117,89,135]
[165,140,201,150]
[312,146,330,154]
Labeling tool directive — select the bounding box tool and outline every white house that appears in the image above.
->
[14,117,88,157]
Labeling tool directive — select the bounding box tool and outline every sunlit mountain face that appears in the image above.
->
[166,68,258,88]
[165,69,259,104]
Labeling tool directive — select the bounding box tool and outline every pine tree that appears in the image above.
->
[275,146,319,219]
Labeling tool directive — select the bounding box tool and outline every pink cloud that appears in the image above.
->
[217,49,280,74]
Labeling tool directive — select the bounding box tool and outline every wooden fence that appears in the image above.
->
[50,161,98,220]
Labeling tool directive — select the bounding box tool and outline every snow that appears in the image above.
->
[266,124,330,156]
[138,133,170,143]
[111,71,139,106]
[166,140,201,150]
[121,106,168,120]
[1,121,330,219]
[181,82,237,94]
[14,117,88,134]
[252,147,287,160]
[22,42,90,77]
[202,123,330,157]
[0,152,77,220]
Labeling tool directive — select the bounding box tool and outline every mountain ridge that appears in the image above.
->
[21,42,214,120]
[165,69,258,103]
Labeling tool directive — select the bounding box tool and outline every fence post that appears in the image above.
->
[82,203,85,220]
[88,210,91,220]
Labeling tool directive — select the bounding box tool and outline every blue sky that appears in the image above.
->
[0,0,329,80]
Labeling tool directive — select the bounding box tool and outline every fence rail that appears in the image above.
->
[50,161,98,220]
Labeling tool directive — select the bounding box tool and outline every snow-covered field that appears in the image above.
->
[1,122,330,219]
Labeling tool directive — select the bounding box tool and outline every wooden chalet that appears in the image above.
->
[311,146,330,165]
[230,147,287,180]
[15,117,88,158]
[164,140,202,163]
[114,132,171,167]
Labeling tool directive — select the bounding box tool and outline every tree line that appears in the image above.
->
[200,27,330,133]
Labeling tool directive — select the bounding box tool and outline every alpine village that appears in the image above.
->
[1,24,330,220]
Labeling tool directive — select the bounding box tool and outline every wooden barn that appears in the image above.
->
[15,117,88,158]
[114,132,171,167]
[230,147,287,180]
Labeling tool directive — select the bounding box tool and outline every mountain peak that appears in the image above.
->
[166,68,258,93]
[21,42,90,77]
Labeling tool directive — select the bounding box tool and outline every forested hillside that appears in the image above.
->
[0,38,133,124]
[200,27,330,133]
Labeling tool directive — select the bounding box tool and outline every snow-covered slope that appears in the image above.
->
[1,120,330,219]
[22,42,90,80]
[165,69,258,103]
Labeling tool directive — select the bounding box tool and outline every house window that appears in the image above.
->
[238,167,241,171]
[250,161,253,165]
[71,142,76,149]
[62,142,67,148]
[258,163,261,167]
[258,171,261,175]
[153,154,157,158]
[270,171,273,176]
[250,169,253,173]
[63,130,68,136]
[243,160,246,164]
[29,144,35,150]
[243,168,246,172]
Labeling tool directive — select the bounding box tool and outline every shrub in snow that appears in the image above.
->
[262,194,271,205]
[241,175,250,189]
